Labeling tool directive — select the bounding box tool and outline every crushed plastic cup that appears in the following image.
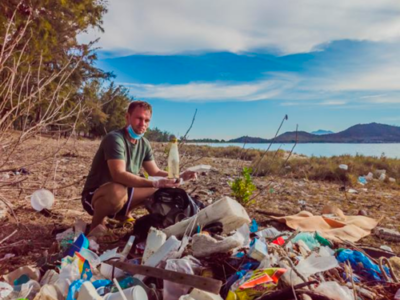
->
[100,262,125,279]
[79,248,101,268]
[31,189,55,211]
[0,282,13,298]
[104,285,148,300]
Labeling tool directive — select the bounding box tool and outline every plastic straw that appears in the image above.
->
[113,278,128,300]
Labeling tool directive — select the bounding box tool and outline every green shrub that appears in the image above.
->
[229,167,257,205]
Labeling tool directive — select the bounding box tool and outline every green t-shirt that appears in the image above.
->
[83,129,154,193]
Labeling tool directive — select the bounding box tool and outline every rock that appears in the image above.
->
[374,227,400,242]
[389,177,396,183]
[380,245,393,252]
[376,169,386,175]
[192,234,242,258]
[358,209,368,216]
[0,201,8,221]
[379,173,386,181]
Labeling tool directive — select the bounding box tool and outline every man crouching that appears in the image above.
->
[81,100,195,242]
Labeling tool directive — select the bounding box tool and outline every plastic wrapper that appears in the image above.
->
[226,268,286,300]
[292,232,320,250]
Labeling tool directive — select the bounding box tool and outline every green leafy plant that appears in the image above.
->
[229,167,257,206]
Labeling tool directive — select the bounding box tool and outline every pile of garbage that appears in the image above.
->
[1,196,400,300]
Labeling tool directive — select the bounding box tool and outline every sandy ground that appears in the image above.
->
[1,135,400,275]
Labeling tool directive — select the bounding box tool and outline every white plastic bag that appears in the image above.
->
[314,281,354,300]
[296,248,338,278]
[163,258,197,300]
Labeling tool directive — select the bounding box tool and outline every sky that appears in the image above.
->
[79,0,400,140]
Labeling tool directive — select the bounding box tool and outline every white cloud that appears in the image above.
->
[319,100,347,106]
[122,73,299,101]
[79,0,400,55]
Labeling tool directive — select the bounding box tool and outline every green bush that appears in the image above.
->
[229,167,257,205]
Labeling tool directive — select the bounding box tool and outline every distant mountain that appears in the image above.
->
[228,123,400,143]
[228,136,269,143]
[311,129,334,135]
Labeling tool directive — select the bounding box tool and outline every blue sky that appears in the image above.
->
[79,0,400,140]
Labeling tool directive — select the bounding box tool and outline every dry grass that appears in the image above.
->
[252,154,400,187]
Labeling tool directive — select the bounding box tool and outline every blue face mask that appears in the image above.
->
[127,125,144,140]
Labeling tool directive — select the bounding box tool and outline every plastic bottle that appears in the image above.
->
[168,138,180,179]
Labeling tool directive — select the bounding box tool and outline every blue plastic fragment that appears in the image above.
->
[14,274,30,286]
[250,219,258,233]
[64,233,89,257]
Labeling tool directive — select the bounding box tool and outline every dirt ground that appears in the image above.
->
[1,135,400,275]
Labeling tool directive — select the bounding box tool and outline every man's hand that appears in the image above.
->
[180,170,197,182]
[153,178,180,188]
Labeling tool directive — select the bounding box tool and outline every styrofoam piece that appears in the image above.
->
[187,165,212,172]
[136,236,181,281]
[143,236,181,268]
[99,247,119,262]
[248,239,268,261]
[104,285,148,300]
[189,288,223,300]
[77,281,103,300]
[142,227,167,265]
[120,236,135,261]
[192,234,242,258]
[163,196,251,238]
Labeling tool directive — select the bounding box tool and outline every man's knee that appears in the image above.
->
[92,182,128,210]
[107,182,128,200]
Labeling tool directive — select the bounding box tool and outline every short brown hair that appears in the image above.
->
[127,100,152,114]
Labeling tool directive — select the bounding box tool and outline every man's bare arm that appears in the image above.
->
[108,159,154,187]
[143,160,168,177]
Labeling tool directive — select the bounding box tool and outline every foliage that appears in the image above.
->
[0,0,110,137]
[229,167,257,205]
[145,127,174,142]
